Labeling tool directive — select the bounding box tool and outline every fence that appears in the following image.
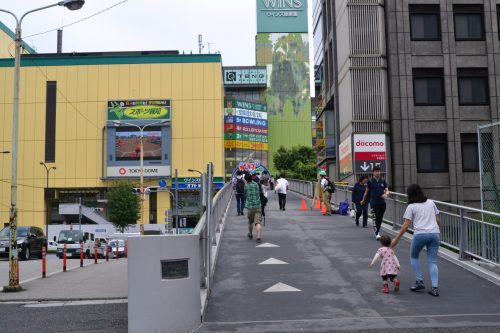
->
[193,163,233,315]
[288,179,500,267]
[478,122,500,216]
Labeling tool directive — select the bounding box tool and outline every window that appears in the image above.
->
[461,134,479,172]
[413,68,444,105]
[416,134,448,172]
[457,68,489,105]
[45,81,57,162]
[454,5,484,41]
[409,5,441,41]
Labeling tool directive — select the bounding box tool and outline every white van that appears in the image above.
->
[56,230,95,259]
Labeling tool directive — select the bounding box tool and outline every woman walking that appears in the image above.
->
[391,184,441,297]
[352,176,368,227]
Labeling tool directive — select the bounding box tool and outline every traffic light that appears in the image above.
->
[131,188,142,195]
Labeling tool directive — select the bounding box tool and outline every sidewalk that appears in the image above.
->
[200,191,500,332]
[0,258,127,302]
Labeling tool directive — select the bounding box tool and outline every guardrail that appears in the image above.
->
[193,163,233,315]
[288,179,500,266]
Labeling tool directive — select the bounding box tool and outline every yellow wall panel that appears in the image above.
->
[139,64,151,98]
[0,56,224,228]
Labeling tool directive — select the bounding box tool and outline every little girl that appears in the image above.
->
[370,235,400,293]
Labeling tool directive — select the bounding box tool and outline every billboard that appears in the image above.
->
[353,134,387,173]
[339,136,353,179]
[107,100,171,121]
[223,67,267,85]
[257,0,308,33]
[224,99,268,152]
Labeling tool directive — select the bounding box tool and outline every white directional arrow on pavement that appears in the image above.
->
[259,258,288,265]
[263,282,301,293]
[256,242,280,248]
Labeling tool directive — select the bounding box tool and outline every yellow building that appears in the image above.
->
[0,39,224,231]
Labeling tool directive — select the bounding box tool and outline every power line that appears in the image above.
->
[23,0,129,40]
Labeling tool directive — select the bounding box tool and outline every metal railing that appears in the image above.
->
[289,179,500,266]
[193,163,233,314]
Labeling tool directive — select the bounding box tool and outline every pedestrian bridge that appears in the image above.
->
[128,179,500,333]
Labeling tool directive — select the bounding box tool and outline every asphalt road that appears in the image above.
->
[0,302,127,333]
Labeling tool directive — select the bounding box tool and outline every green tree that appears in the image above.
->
[107,181,140,232]
[273,145,317,181]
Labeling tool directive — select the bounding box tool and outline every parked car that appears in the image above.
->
[56,230,95,259]
[0,226,47,260]
[47,240,58,252]
[105,239,126,258]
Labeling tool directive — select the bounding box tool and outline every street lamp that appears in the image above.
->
[0,0,85,292]
[113,119,169,234]
[40,162,56,243]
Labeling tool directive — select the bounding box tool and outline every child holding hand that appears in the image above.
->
[370,235,400,293]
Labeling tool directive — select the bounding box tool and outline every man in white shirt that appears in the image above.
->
[275,173,289,211]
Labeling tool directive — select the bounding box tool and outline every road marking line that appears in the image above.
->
[259,258,288,265]
[23,299,128,308]
[256,242,279,248]
[263,282,301,292]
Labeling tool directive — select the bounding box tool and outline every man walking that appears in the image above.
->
[321,176,334,216]
[233,170,245,215]
[275,173,289,211]
[361,166,389,240]
[244,173,263,243]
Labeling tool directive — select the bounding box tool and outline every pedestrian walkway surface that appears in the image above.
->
[199,192,500,332]
[0,259,127,302]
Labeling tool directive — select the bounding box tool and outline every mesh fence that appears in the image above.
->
[478,122,500,217]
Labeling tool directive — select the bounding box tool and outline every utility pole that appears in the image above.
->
[198,34,203,54]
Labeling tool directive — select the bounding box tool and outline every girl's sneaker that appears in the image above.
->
[393,278,400,292]
[382,284,389,293]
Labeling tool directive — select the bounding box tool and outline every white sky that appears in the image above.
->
[0,0,258,66]
[0,0,314,93]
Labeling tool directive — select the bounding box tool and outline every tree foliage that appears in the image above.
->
[273,145,317,181]
[107,181,140,233]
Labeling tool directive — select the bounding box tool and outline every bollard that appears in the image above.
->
[80,241,84,267]
[94,240,98,264]
[63,244,67,272]
[42,246,46,278]
[125,240,128,258]
[106,240,109,262]
[116,240,119,260]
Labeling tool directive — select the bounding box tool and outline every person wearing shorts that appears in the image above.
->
[244,173,263,243]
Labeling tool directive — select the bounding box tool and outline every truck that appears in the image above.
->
[55,230,95,259]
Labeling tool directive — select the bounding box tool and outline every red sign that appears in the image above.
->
[354,152,386,161]
[224,124,268,135]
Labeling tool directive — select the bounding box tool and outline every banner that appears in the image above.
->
[107,100,171,121]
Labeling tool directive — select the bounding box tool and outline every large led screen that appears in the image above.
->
[115,127,162,161]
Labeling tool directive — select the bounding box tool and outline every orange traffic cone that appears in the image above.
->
[321,202,327,215]
[300,197,307,211]
[314,198,321,210]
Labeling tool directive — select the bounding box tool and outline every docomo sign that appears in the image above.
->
[353,134,386,160]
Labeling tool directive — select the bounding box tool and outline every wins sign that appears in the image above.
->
[257,0,308,33]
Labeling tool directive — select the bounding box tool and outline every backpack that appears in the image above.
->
[235,178,245,194]
[258,183,268,207]
[325,180,335,193]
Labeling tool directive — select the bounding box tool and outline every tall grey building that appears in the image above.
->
[314,0,500,206]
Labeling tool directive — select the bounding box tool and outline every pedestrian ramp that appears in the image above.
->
[198,191,500,333]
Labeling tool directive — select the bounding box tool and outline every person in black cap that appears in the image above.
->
[361,165,389,240]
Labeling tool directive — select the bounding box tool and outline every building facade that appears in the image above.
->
[0,42,224,230]
[315,0,500,206]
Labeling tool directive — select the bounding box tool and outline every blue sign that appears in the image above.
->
[171,183,224,190]
[159,179,167,188]
[178,228,194,235]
